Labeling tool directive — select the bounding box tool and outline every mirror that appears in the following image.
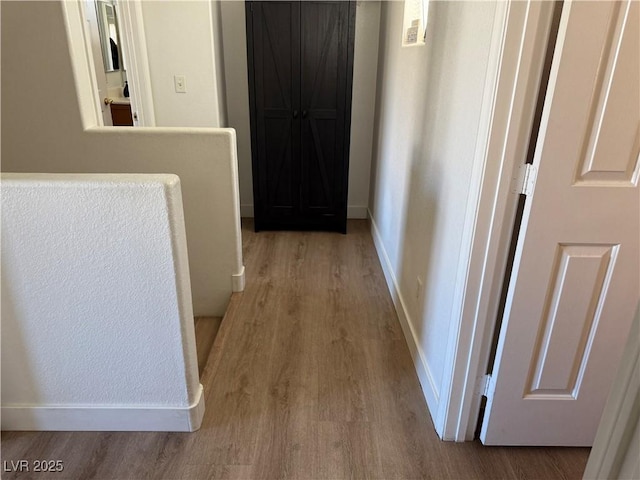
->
[96,0,122,72]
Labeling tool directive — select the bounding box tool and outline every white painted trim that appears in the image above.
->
[437,0,557,441]
[1,384,205,432]
[435,0,509,439]
[368,209,440,419]
[584,305,640,480]
[227,129,245,290]
[114,0,156,126]
[232,265,246,292]
[81,0,113,126]
[62,0,103,129]
[239,204,369,219]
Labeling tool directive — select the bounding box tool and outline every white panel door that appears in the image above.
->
[83,0,113,126]
[481,0,639,446]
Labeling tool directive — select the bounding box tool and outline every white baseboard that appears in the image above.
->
[368,210,441,422]
[1,385,205,432]
[232,265,246,292]
[239,205,369,219]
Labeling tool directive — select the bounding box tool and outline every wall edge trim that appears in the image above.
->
[232,265,246,292]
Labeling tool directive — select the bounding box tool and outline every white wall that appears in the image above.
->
[105,70,125,94]
[220,0,381,218]
[210,0,228,126]
[1,174,203,431]
[348,0,381,218]
[1,0,243,316]
[368,0,497,420]
[142,0,225,127]
[220,0,253,216]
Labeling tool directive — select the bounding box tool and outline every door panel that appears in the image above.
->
[249,2,301,225]
[526,243,618,397]
[301,1,349,218]
[573,0,639,185]
[84,0,113,126]
[481,0,639,446]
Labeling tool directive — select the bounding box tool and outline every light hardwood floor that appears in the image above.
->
[1,220,589,479]
[194,317,222,375]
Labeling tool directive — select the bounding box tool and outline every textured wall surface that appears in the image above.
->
[1,174,204,431]
[1,173,200,408]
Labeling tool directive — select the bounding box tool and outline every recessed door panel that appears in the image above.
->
[526,243,618,398]
[301,1,350,217]
[574,1,640,186]
[249,2,300,223]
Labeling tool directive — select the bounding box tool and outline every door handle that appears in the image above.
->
[302,110,308,118]
[293,110,299,119]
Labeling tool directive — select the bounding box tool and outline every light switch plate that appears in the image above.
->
[174,75,187,93]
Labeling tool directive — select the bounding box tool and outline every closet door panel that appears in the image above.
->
[248,2,301,225]
[300,1,350,219]
[247,0,354,232]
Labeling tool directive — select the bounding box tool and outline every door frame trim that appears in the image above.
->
[583,304,640,479]
[437,0,557,441]
[115,0,156,126]
[63,0,155,127]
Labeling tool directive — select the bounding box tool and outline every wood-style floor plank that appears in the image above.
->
[1,219,590,479]
[195,317,222,375]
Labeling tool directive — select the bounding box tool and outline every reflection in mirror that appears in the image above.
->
[96,0,122,72]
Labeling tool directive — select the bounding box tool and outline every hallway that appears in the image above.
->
[1,220,589,479]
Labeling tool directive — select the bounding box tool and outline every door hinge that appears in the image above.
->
[478,373,496,399]
[512,163,538,196]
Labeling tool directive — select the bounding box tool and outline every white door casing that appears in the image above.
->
[115,0,156,127]
[583,304,640,480]
[481,0,640,446]
[83,0,113,126]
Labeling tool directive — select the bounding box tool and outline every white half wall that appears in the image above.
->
[1,1,243,316]
[1,174,204,432]
[368,0,497,428]
[220,0,381,218]
[348,0,381,219]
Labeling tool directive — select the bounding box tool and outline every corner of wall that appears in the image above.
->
[232,265,246,292]
[211,0,229,126]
